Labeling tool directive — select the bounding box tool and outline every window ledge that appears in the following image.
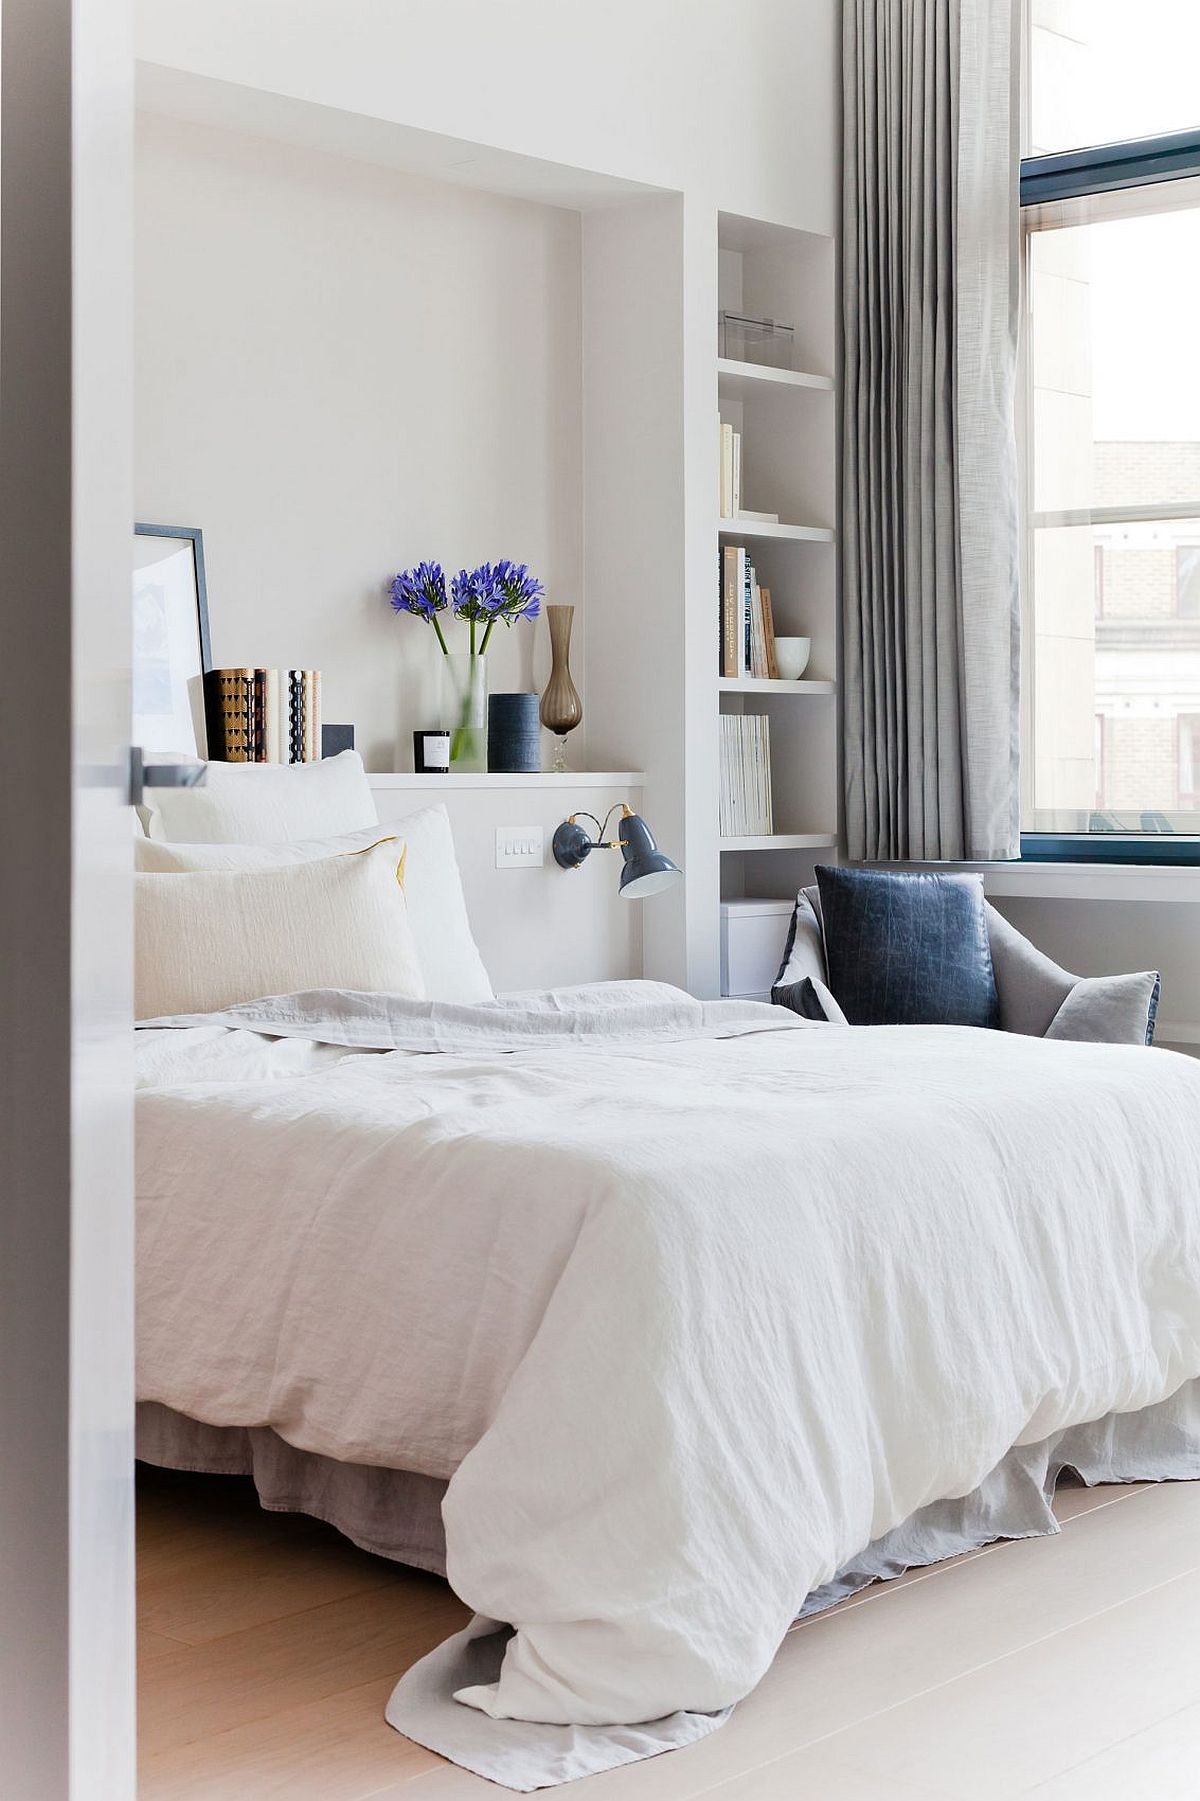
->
[886,858,1200,903]
[975,861,1200,904]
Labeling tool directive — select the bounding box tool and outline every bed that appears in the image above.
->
[135,978,1200,1789]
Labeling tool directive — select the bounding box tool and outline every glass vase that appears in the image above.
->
[438,652,487,773]
[539,604,583,774]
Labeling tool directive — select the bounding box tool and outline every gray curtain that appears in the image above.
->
[842,0,1022,862]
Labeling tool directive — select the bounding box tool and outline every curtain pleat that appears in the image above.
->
[842,0,1021,862]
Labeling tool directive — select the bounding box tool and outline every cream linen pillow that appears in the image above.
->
[135,805,494,1004]
[140,750,378,844]
[135,838,425,1020]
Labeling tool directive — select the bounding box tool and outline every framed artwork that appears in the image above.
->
[133,524,212,756]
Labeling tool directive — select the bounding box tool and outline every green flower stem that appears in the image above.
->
[470,615,477,656]
[479,616,497,654]
[432,614,450,656]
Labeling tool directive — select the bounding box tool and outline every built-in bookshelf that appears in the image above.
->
[714,213,839,990]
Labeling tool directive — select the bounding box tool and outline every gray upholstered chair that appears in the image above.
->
[774,881,1162,1046]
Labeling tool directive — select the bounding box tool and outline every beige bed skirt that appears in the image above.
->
[136,1401,449,1575]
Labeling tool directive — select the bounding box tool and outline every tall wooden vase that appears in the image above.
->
[539,604,583,773]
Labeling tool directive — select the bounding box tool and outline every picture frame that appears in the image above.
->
[133,523,212,757]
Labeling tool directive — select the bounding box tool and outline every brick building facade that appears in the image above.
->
[1092,442,1200,821]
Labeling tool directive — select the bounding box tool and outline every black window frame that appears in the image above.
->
[1020,125,1200,866]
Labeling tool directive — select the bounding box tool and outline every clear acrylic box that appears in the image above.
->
[719,310,795,369]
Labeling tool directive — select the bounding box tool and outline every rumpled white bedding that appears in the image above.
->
[136,982,1200,1786]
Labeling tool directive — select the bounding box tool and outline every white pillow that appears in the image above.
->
[135,838,425,1020]
[141,750,378,844]
[135,805,493,1004]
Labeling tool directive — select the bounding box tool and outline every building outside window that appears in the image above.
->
[1023,1,1200,850]
[1181,714,1200,808]
[1177,545,1200,618]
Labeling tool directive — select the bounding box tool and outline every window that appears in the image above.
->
[1030,0,1200,153]
[1181,715,1200,808]
[1022,2,1200,856]
[1176,546,1200,618]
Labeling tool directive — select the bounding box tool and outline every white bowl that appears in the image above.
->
[774,636,811,681]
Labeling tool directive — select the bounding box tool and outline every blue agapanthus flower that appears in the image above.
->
[392,558,544,656]
[492,560,544,626]
[450,562,497,624]
[389,560,448,622]
[452,560,544,650]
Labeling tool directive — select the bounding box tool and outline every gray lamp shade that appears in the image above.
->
[617,812,681,899]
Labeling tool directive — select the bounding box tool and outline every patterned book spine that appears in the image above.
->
[288,670,303,764]
[239,668,255,762]
[252,668,266,762]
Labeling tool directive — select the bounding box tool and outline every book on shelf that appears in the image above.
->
[203,667,322,761]
[288,670,304,763]
[760,585,779,680]
[718,712,773,838]
[203,668,251,763]
[718,549,779,682]
[302,669,322,762]
[718,419,742,518]
[748,567,768,679]
[720,545,743,678]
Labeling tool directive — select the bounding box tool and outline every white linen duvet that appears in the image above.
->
[136,982,1200,1787]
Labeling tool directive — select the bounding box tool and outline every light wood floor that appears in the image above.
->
[138,1465,1200,1801]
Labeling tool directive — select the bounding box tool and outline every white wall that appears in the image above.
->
[133,0,843,991]
[135,0,841,236]
[135,111,583,772]
[371,781,643,993]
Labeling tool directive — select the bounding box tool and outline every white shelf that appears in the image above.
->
[367,771,645,790]
[720,832,838,852]
[718,517,834,543]
[717,357,834,397]
[718,677,835,695]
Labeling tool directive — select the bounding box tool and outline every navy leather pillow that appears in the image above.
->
[815,866,1000,1029]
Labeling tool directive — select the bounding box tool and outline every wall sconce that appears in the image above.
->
[552,803,682,899]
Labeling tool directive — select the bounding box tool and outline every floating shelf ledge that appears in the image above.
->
[718,677,835,695]
[717,518,835,543]
[717,357,834,396]
[720,832,839,852]
[368,771,645,790]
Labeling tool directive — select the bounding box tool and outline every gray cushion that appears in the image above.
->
[1045,971,1162,1046]
[773,975,849,1024]
[815,866,999,1029]
[984,903,1075,1037]
[771,890,827,997]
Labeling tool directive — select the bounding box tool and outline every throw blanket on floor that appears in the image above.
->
[136,983,1200,1787]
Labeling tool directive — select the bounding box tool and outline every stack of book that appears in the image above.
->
[203,667,323,762]
[719,546,779,679]
[718,418,779,524]
[719,713,773,838]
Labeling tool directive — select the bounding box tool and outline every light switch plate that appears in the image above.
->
[495,825,545,869]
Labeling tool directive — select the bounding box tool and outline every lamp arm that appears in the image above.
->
[568,810,604,842]
[595,801,634,846]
